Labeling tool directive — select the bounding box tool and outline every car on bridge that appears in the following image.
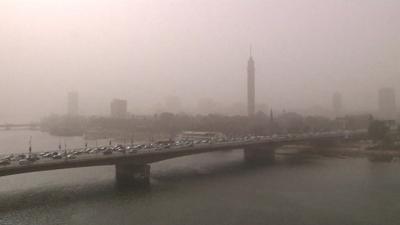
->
[0,159,11,166]
[14,154,27,161]
[1,154,14,161]
[52,154,63,160]
[27,154,40,162]
[67,154,76,159]
[18,159,33,165]
[128,149,138,154]
[103,149,113,155]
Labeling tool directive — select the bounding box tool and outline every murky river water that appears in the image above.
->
[0,130,399,225]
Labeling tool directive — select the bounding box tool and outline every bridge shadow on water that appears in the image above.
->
[0,151,321,214]
[150,151,321,184]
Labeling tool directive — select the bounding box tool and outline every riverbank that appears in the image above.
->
[302,143,400,162]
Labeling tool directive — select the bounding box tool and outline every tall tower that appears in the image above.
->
[247,47,255,116]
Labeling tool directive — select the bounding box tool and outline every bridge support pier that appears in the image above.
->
[244,146,276,163]
[115,163,150,186]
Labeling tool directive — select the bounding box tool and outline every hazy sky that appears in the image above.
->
[1,0,399,122]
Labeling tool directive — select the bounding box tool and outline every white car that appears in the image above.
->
[67,154,76,159]
[18,159,32,166]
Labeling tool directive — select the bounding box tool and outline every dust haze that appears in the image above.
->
[1,0,399,122]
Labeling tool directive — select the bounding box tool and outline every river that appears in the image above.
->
[0,130,399,225]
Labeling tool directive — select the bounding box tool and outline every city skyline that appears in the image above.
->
[1,0,400,122]
[5,80,400,123]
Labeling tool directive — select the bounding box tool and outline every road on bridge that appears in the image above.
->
[0,130,367,178]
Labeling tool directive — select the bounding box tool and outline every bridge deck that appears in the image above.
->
[0,132,366,177]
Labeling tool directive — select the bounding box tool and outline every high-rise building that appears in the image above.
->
[378,88,396,120]
[110,99,128,118]
[247,49,255,116]
[332,92,342,117]
[67,92,79,116]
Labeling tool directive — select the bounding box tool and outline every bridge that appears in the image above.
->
[0,123,40,130]
[0,130,367,186]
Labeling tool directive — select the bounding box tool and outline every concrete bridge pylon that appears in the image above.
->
[244,145,277,163]
[115,163,150,186]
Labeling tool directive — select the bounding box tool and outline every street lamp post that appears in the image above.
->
[28,136,32,158]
